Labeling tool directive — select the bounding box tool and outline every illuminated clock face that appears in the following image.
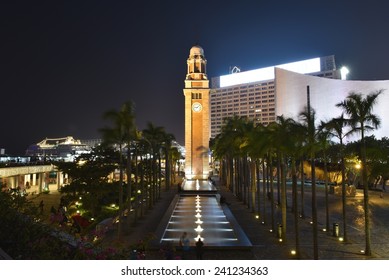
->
[192,102,202,112]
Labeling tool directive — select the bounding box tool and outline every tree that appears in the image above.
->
[245,124,268,221]
[336,90,384,256]
[100,100,137,239]
[142,122,166,204]
[161,132,176,190]
[365,137,389,189]
[55,145,117,217]
[322,115,352,241]
[212,116,250,197]
[299,106,320,259]
[271,115,297,242]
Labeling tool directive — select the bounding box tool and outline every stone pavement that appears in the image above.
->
[216,179,389,260]
[28,178,389,260]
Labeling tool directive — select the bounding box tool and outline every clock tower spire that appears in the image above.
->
[183,45,210,180]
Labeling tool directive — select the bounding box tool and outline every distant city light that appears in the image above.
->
[220,57,321,87]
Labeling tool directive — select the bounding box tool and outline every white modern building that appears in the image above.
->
[275,68,389,141]
[210,55,389,140]
[210,56,341,138]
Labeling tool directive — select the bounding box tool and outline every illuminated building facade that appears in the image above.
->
[210,56,341,138]
[183,45,210,179]
[275,68,389,140]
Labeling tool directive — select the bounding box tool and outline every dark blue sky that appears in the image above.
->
[1,0,389,154]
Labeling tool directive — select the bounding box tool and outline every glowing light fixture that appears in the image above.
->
[340,66,349,80]
[195,235,204,241]
[220,57,321,87]
[195,225,204,232]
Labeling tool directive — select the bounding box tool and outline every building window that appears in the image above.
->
[192,93,202,99]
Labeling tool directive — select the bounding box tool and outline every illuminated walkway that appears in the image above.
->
[181,179,217,191]
[157,180,251,247]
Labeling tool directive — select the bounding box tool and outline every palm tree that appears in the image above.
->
[161,133,176,190]
[271,115,296,242]
[299,106,320,259]
[169,146,182,184]
[316,122,332,234]
[100,100,136,239]
[142,122,166,203]
[131,129,143,223]
[246,124,268,220]
[336,90,384,256]
[322,115,351,241]
[213,116,250,198]
[285,119,305,258]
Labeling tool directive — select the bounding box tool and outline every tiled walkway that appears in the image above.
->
[29,177,389,260]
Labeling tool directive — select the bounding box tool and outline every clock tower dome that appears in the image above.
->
[183,45,210,180]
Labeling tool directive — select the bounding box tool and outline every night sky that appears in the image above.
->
[2,0,389,155]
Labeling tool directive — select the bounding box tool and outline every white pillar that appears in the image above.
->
[13,176,18,188]
[24,174,30,187]
[32,173,37,186]
[38,173,43,193]
[57,171,62,190]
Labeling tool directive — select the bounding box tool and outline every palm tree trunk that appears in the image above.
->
[134,146,139,224]
[262,158,267,224]
[324,156,330,233]
[280,152,287,241]
[158,154,162,199]
[127,148,132,210]
[341,154,348,242]
[361,128,372,256]
[165,149,170,190]
[118,145,124,239]
[261,159,267,224]
[311,157,319,260]
[269,156,275,232]
[256,160,261,219]
[140,157,145,217]
[250,160,256,213]
[277,154,281,205]
[292,158,300,258]
[300,159,305,219]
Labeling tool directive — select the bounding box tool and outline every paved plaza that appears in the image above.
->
[28,177,389,260]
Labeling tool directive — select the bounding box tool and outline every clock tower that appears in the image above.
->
[183,45,210,180]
